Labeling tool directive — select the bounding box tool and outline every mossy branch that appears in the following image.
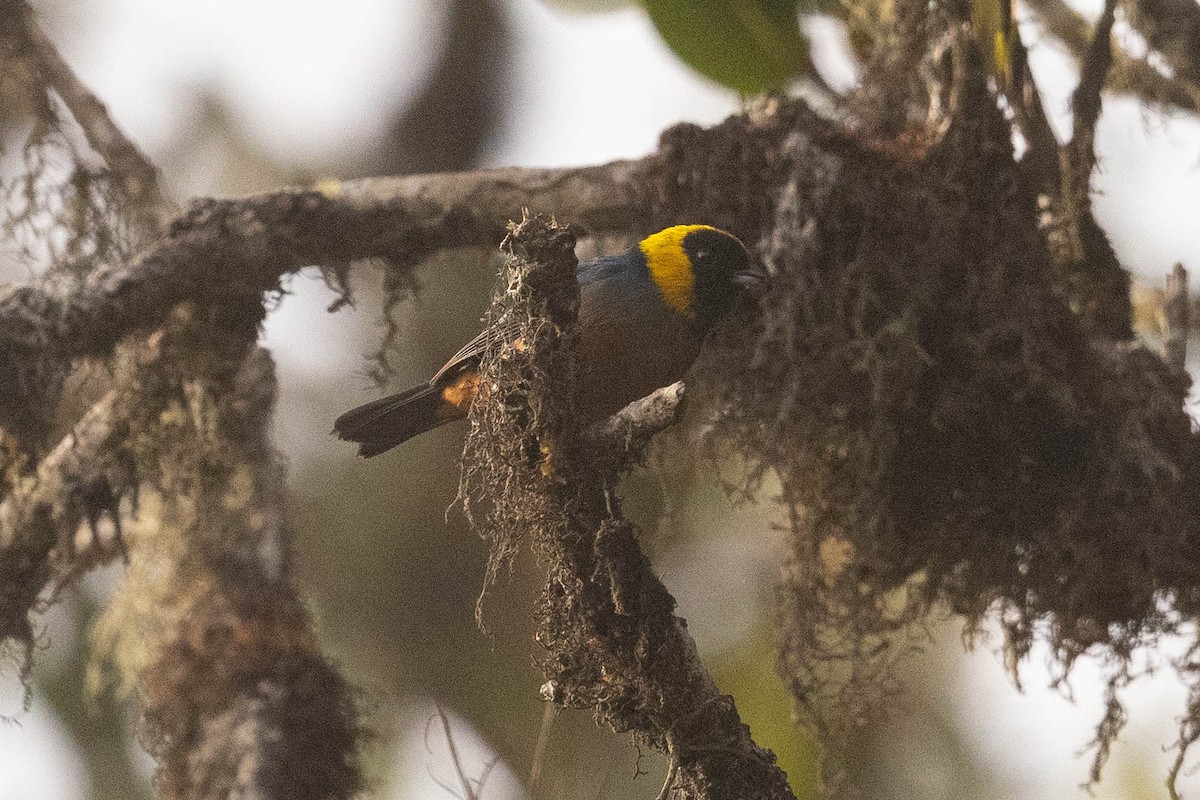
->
[2,16,363,799]
[460,214,795,800]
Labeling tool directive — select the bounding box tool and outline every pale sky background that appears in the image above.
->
[3,0,1200,798]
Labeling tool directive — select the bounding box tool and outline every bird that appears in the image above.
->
[333,225,765,457]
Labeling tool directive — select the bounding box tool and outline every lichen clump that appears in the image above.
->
[458,214,581,620]
[697,95,1200,787]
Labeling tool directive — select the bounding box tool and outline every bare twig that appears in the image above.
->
[475,756,500,799]
[1053,0,1132,338]
[1165,263,1189,373]
[1005,15,1063,194]
[1056,0,1116,235]
[528,700,555,795]
[585,382,687,474]
[436,705,479,800]
[1069,0,1118,158]
[1023,0,1200,113]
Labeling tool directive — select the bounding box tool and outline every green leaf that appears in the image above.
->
[642,0,808,93]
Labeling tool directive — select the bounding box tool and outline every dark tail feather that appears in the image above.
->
[333,383,461,457]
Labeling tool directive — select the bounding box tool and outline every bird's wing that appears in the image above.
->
[430,314,526,385]
[431,256,607,386]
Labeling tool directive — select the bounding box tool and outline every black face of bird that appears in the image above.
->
[681,227,768,329]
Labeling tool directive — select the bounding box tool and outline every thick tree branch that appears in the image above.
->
[0,162,642,374]
[96,329,364,800]
[461,216,795,800]
[2,17,366,798]
[0,98,808,443]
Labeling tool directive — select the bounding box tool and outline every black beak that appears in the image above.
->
[732,263,769,299]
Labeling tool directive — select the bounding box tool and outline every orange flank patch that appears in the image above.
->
[441,370,481,411]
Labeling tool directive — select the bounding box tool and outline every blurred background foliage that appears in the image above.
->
[638,0,810,93]
[1,0,1199,798]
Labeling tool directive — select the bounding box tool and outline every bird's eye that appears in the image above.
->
[694,248,709,262]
